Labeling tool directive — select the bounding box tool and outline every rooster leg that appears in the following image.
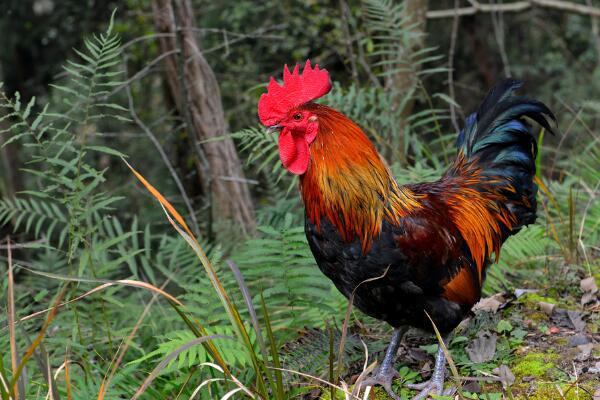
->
[407,339,455,399]
[359,327,406,400]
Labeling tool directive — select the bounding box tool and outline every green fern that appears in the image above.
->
[234,214,345,338]
[233,126,296,197]
[129,326,255,374]
[362,0,445,81]
[51,9,127,125]
[485,225,558,294]
[281,327,364,380]
[0,197,68,245]
[0,13,145,399]
[362,0,452,164]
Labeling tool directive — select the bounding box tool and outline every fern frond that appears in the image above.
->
[234,214,345,337]
[0,197,68,246]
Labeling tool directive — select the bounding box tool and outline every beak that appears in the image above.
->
[266,125,283,134]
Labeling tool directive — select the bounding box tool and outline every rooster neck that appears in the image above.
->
[298,105,420,252]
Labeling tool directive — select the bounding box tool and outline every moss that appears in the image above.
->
[518,292,557,305]
[513,382,594,400]
[319,385,398,400]
[553,337,568,346]
[512,352,559,379]
[370,387,395,399]
[527,311,549,323]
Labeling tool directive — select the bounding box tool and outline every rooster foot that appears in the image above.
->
[407,340,455,399]
[359,327,406,400]
[406,378,455,399]
[360,368,401,400]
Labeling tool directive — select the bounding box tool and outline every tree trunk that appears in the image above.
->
[151,0,255,234]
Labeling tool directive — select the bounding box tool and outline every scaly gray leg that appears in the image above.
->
[360,327,407,400]
[407,338,456,399]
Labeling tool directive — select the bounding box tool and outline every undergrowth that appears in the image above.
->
[0,5,598,400]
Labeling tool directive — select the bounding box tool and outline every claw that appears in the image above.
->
[407,340,455,399]
[359,368,401,400]
[407,379,455,399]
[357,327,406,400]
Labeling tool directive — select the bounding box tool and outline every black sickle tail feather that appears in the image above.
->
[454,79,557,232]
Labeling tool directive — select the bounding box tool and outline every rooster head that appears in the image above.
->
[258,60,332,175]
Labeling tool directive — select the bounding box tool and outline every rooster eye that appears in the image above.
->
[293,113,302,121]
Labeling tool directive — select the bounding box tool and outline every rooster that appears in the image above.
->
[257,60,555,399]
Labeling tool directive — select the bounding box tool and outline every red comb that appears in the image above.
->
[258,59,332,126]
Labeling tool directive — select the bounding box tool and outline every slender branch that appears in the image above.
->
[124,56,201,237]
[103,49,180,101]
[490,0,512,77]
[427,0,600,18]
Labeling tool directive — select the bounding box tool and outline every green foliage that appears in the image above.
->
[0,10,127,261]
[281,327,364,381]
[361,0,452,164]
[0,2,598,400]
[0,13,162,400]
[485,225,558,295]
[234,214,346,335]
[130,327,255,373]
[363,0,443,79]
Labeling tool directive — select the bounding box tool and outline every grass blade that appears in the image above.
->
[226,260,277,392]
[125,159,269,397]
[260,293,284,399]
[6,238,20,400]
[97,279,171,400]
[10,284,68,391]
[131,335,231,400]
[425,311,466,399]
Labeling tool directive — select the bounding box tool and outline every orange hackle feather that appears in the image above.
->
[299,103,422,253]
[441,152,522,303]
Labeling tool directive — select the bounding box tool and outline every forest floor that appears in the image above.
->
[298,268,599,400]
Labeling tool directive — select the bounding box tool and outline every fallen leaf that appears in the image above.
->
[567,310,586,332]
[568,333,590,347]
[581,292,596,306]
[462,381,481,393]
[473,293,505,313]
[576,343,594,361]
[466,331,497,363]
[539,301,555,316]
[492,365,515,388]
[581,277,598,294]
[593,388,600,400]
[407,348,430,362]
[551,308,578,328]
[588,362,600,375]
[549,326,560,334]
[420,361,432,378]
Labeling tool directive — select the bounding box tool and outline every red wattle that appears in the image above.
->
[278,128,310,175]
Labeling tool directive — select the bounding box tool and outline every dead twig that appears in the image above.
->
[427,0,600,19]
[489,0,512,77]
